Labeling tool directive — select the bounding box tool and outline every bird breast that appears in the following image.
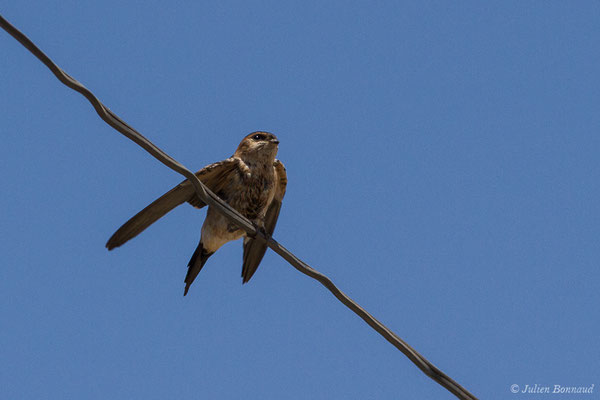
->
[224,162,275,222]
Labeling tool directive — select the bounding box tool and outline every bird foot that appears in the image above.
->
[251,223,270,242]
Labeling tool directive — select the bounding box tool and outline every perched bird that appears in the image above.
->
[106,132,287,295]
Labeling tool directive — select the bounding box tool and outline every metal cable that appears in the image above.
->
[1,14,477,400]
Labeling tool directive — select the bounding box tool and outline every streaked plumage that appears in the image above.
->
[106,132,287,295]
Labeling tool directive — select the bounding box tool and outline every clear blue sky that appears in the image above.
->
[2,2,599,399]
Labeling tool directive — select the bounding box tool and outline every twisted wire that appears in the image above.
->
[1,14,477,399]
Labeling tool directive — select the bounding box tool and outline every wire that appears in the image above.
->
[1,14,478,400]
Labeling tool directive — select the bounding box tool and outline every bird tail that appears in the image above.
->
[184,241,214,296]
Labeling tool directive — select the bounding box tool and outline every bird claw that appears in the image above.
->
[251,223,270,242]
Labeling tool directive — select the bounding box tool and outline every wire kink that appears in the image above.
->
[1,14,477,400]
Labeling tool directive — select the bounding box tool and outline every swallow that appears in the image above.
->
[106,132,287,295]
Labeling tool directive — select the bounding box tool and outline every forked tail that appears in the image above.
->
[184,242,214,296]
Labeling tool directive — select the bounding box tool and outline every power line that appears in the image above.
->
[1,14,478,400]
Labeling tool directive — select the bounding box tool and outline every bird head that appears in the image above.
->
[234,131,279,163]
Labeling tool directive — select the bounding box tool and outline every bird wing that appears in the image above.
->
[106,158,240,250]
[241,159,287,283]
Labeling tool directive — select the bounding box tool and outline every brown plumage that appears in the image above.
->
[106,132,287,295]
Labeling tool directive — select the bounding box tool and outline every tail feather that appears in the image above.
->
[184,242,214,296]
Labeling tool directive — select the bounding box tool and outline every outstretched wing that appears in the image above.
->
[106,158,239,250]
[241,159,287,283]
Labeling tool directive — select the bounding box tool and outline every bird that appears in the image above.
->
[106,131,287,295]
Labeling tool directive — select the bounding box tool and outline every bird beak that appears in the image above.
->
[270,139,279,145]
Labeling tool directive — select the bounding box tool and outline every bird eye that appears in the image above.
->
[252,134,265,141]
